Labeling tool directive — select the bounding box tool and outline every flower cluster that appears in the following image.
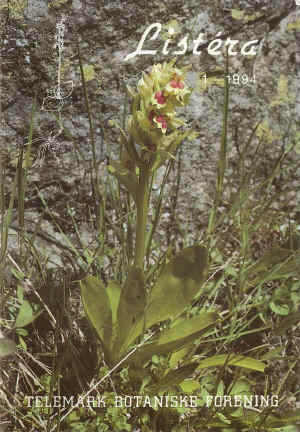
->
[127,60,191,154]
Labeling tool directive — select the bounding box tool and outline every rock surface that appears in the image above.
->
[1,0,300,263]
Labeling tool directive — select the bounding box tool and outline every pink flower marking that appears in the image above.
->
[169,79,185,89]
[154,90,167,105]
[155,115,167,131]
[149,111,167,132]
[170,80,179,88]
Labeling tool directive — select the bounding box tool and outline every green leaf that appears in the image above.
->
[106,281,122,351]
[229,379,251,396]
[158,313,217,345]
[196,354,266,372]
[269,301,289,316]
[244,247,290,277]
[277,426,299,432]
[16,328,28,336]
[146,363,198,394]
[216,412,231,425]
[14,300,41,328]
[114,267,146,357]
[169,344,193,368]
[264,410,300,428]
[145,246,208,328]
[106,282,121,325]
[153,129,192,171]
[0,338,16,357]
[180,379,201,393]
[108,162,139,203]
[128,312,217,366]
[80,276,112,351]
[244,248,300,282]
[260,346,283,360]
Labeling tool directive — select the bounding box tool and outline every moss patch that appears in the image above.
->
[270,75,295,108]
[287,18,300,32]
[231,9,263,23]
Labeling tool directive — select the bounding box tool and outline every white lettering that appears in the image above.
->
[62,395,74,406]
[53,396,60,408]
[190,396,198,408]
[26,396,34,407]
[174,35,188,55]
[123,23,259,60]
[124,23,161,61]
[241,40,259,56]
[115,396,123,407]
[207,32,223,56]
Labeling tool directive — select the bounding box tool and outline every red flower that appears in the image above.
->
[155,115,168,131]
[148,111,167,132]
[154,90,167,105]
[169,78,185,89]
[170,80,179,88]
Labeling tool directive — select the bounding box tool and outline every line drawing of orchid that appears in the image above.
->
[34,14,73,166]
[41,14,74,113]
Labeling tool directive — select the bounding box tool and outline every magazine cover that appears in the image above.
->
[0,0,300,431]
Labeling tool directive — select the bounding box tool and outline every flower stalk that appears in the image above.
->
[134,165,151,268]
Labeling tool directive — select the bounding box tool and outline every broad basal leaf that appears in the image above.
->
[158,312,217,345]
[122,246,209,353]
[80,276,112,351]
[106,281,121,325]
[106,281,122,349]
[114,267,146,358]
[128,312,217,366]
[145,245,208,328]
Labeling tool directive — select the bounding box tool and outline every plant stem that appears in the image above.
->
[134,165,150,269]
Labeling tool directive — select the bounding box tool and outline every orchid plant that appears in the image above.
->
[80,60,266,393]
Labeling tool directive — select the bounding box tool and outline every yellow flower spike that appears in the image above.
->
[128,60,192,159]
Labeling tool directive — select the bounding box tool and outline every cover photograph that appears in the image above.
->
[0,0,300,431]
